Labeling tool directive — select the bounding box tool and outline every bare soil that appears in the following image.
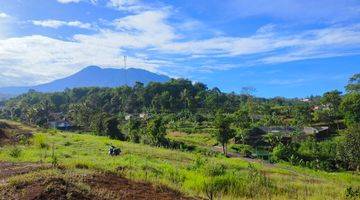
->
[0,121,33,146]
[0,162,196,200]
[0,162,51,183]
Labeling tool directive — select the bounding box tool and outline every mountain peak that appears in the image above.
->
[82,66,102,71]
[0,66,170,95]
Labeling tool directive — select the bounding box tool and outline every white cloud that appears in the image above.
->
[0,12,9,19]
[268,78,306,86]
[0,13,11,39]
[112,10,177,43]
[0,35,165,86]
[67,21,92,29]
[155,24,360,63]
[32,20,92,29]
[57,0,100,4]
[1,3,360,87]
[107,0,147,12]
[57,0,81,4]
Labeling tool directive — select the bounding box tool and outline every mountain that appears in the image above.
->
[0,66,170,95]
[0,93,14,101]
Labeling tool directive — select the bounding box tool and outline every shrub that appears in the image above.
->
[9,147,21,158]
[125,118,142,143]
[230,144,253,157]
[128,130,141,143]
[202,173,243,199]
[204,163,226,177]
[194,147,219,157]
[339,125,360,170]
[104,117,125,140]
[18,134,31,145]
[51,145,58,167]
[162,166,185,184]
[345,186,360,199]
[75,163,89,169]
[34,134,48,149]
[145,116,168,147]
[271,143,297,163]
[200,165,275,199]
[202,178,223,200]
[188,156,207,170]
[9,146,22,158]
[64,141,72,146]
[246,164,273,193]
[51,155,59,167]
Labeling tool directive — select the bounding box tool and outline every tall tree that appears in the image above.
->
[320,90,342,129]
[339,125,360,170]
[104,117,124,140]
[126,118,142,143]
[292,103,312,127]
[345,73,360,93]
[214,113,235,156]
[241,86,257,123]
[146,116,167,146]
[340,93,360,126]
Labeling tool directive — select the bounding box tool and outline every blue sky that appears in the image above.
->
[0,0,359,97]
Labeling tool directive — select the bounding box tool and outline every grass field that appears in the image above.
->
[167,131,216,147]
[0,121,359,199]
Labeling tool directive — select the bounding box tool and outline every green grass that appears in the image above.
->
[0,128,359,199]
[167,131,216,147]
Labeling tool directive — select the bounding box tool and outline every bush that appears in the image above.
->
[104,117,125,140]
[188,156,207,170]
[200,165,275,199]
[75,163,89,169]
[194,147,219,157]
[247,164,273,191]
[64,141,72,146]
[230,144,253,157]
[125,118,142,143]
[202,178,224,200]
[128,130,141,143]
[204,163,226,177]
[9,146,22,158]
[18,134,31,145]
[34,134,48,149]
[167,140,195,151]
[145,116,168,147]
[339,125,360,170]
[345,186,360,199]
[162,166,185,184]
[202,174,245,200]
[271,143,297,163]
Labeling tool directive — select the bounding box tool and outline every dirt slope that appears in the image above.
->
[0,120,33,146]
[0,162,196,200]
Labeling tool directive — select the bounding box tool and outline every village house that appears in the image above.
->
[303,126,329,135]
[48,112,73,130]
[49,120,72,130]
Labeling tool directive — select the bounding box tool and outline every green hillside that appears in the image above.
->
[0,121,358,199]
